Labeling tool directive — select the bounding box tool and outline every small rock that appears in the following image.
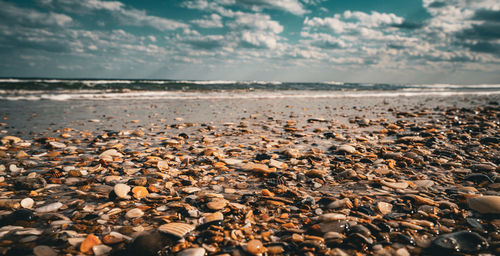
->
[80,234,101,254]
[114,183,131,199]
[177,248,206,256]
[33,245,57,256]
[319,213,347,222]
[247,239,266,255]
[99,149,123,161]
[35,202,63,213]
[467,196,500,214]
[20,198,35,209]
[48,141,66,149]
[92,244,112,256]
[337,144,356,154]
[125,208,144,219]
[431,231,488,253]
[207,200,227,210]
[132,186,149,199]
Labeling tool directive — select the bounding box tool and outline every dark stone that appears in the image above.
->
[431,231,488,253]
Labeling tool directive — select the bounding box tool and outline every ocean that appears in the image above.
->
[1,78,500,101]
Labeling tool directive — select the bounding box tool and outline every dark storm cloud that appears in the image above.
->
[391,20,424,30]
[473,9,500,22]
[428,1,447,8]
[459,23,500,40]
[468,42,500,55]
[387,44,406,50]
[184,37,225,50]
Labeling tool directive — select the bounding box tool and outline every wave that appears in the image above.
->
[1,90,500,101]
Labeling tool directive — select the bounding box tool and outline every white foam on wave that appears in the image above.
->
[1,90,500,101]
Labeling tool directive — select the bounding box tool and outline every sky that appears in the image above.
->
[0,0,499,84]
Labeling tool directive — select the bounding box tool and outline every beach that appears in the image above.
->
[0,89,499,255]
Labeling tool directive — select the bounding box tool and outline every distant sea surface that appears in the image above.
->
[1,78,500,101]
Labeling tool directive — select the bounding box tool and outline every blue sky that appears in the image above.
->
[0,0,499,84]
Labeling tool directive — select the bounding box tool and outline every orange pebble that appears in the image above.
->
[132,186,149,199]
[261,189,275,197]
[80,234,101,253]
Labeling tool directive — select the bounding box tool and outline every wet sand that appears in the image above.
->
[0,94,499,255]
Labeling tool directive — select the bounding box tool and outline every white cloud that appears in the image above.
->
[0,1,73,27]
[231,12,283,33]
[192,14,224,28]
[235,0,307,15]
[241,31,278,49]
[118,9,188,31]
[183,0,306,16]
[41,0,188,31]
[304,16,344,33]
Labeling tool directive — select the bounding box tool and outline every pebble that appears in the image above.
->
[20,198,35,209]
[35,202,62,213]
[114,183,131,199]
[246,239,266,255]
[33,245,57,256]
[132,186,149,199]
[467,196,500,214]
[48,141,66,149]
[125,208,144,219]
[319,213,347,222]
[92,244,112,256]
[0,97,498,255]
[80,234,101,254]
[177,248,206,256]
[207,199,227,210]
[431,231,488,253]
[337,144,356,154]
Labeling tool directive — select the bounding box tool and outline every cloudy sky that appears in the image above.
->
[0,0,499,84]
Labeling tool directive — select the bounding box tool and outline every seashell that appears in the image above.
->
[337,144,356,154]
[412,179,435,188]
[380,180,408,190]
[125,208,144,219]
[376,202,393,215]
[48,141,66,149]
[182,187,201,194]
[327,198,353,209]
[467,196,500,214]
[201,211,224,225]
[132,186,149,199]
[157,160,169,171]
[158,223,195,238]
[431,231,488,253]
[1,135,21,144]
[99,149,123,161]
[35,202,63,213]
[177,248,206,256]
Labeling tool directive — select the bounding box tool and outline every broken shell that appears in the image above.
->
[158,223,195,238]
